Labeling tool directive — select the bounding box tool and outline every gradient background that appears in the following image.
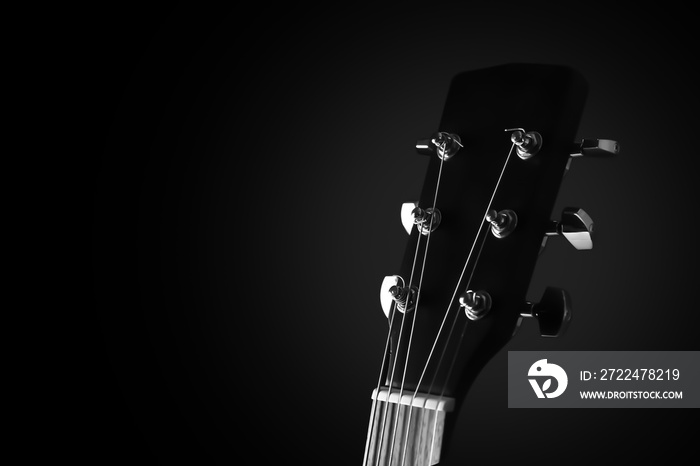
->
[89,4,698,465]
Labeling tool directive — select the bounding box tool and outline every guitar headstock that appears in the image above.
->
[364,63,618,466]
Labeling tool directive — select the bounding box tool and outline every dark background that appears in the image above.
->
[88,4,698,465]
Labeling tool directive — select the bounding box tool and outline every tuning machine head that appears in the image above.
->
[519,287,572,338]
[570,139,620,158]
[542,207,594,251]
[380,275,401,318]
[566,138,620,174]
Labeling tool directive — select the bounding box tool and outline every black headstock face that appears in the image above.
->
[381,64,589,407]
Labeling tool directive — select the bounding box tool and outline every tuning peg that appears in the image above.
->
[401,202,418,234]
[380,275,401,318]
[543,207,594,250]
[570,139,620,158]
[519,287,572,338]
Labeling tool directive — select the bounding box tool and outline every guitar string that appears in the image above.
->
[427,319,470,464]
[368,145,445,465]
[424,206,491,398]
[399,141,516,466]
[418,222,489,464]
[385,155,446,466]
[426,230,489,463]
[362,290,401,466]
[369,138,512,465]
[368,230,423,466]
[426,140,517,393]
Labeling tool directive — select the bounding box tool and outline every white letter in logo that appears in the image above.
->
[528,359,568,399]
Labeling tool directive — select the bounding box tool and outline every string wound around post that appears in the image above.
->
[459,289,492,321]
[505,128,542,160]
[415,132,463,160]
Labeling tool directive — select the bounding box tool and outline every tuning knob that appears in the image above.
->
[520,287,572,337]
[543,207,594,250]
[570,139,620,158]
[401,202,418,234]
[565,138,619,175]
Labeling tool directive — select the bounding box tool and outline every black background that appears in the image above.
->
[88,4,698,465]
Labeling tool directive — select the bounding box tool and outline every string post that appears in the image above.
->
[486,208,518,238]
[459,290,492,321]
[412,206,442,236]
[389,285,418,314]
[506,128,542,160]
[433,132,462,160]
[416,132,462,160]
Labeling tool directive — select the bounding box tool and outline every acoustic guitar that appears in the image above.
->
[363,63,618,466]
